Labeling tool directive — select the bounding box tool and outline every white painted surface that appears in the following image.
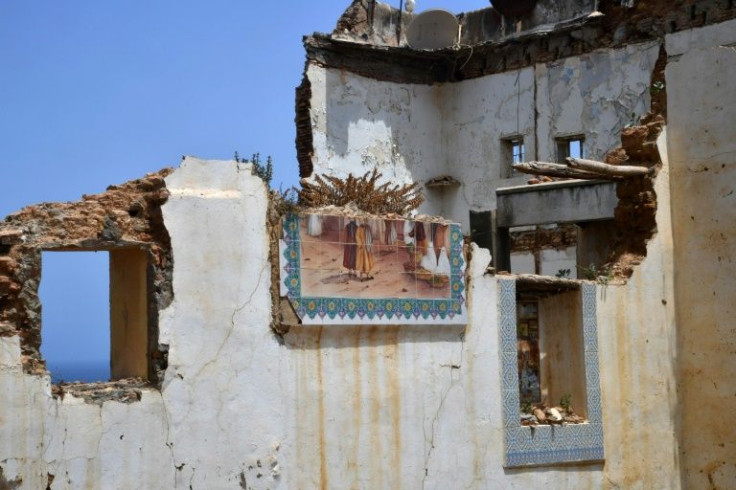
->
[510,252,535,274]
[1,23,732,486]
[307,42,658,233]
[665,22,736,486]
[540,246,577,278]
[595,128,681,488]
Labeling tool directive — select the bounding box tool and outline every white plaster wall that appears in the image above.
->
[308,63,446,217]
[540,246,577,278]
[536,42,660,163]
[0,337,173,489]
[159,157,284,489]
[510,252,535,274]
[595,129,680,488]
[281,246,603,489]
[442,68,536,222]
[308,43,659,234]
[0,158,278,489]
[665,18,736,488]
[0,149,701,488]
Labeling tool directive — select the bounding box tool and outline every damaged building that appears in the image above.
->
[1,0,735,488]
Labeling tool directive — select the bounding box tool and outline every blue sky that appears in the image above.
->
[1,1,484,376]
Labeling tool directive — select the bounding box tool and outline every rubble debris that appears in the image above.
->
[51,378,148,405]
[522,403,587,426]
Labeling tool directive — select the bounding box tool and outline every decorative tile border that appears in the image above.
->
[498,278,604,467]
[280,213,467,325]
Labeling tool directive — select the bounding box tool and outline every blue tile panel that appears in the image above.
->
[498,277,604,467]
[281,213,467,325]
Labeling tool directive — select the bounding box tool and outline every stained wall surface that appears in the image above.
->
[0,153,691,489]
[665,19,736,488]
[306,41,659,231]
[0,18,733,490]
[594,129,681,488]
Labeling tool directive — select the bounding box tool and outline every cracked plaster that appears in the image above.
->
[306,41,659,232]
[0,19,734,488]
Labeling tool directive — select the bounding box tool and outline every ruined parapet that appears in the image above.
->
[0,170,174,383]
[305,0,736,85]
[333,0,412,46]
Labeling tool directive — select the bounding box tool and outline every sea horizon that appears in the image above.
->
[47,359,110,384]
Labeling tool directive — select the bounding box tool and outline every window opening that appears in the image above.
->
[557,136,585,162]
[499,279,604,467]
[517,287,589,424]
[501,136,525,178]
[469,210,493,251]
[40,251,110,383]
[40,248,150,384]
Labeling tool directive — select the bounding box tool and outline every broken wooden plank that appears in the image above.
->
[512,161,609,180]
[566,157,649,177]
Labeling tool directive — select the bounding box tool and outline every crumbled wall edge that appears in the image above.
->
[0,169,175,398]
[302,1,736,86]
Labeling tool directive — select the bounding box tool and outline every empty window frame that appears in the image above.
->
[557,136,585,162]
[40,248,151,383]
[498,278,604,467]
[40,251,111,383]
[501,136,526,178]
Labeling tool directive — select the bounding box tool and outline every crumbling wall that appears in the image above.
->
[303,40,659,232]
[594,126,681,488]
[0,142,716,488]
[0,170,173,382]
[0,158,287,489]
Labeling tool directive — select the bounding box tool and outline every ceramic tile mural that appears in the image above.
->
[280,213,467,325]
[498,278,604,467]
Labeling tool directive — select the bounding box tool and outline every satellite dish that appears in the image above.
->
[407,9,459,50]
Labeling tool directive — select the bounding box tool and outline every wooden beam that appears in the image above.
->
[566,157,649,177]
[512,161,610,180]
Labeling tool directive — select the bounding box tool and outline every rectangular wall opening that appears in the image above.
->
[40,248,150,383]
[40,251,111,383]
[499,278,604,467]
[501,136,526,178]
[469,210,493,252]
[517,286,588,422]
[556,135,585,162]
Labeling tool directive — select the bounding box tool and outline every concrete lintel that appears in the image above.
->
[496,180,617,227]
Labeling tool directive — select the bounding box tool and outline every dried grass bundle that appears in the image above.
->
[299,169,424,216]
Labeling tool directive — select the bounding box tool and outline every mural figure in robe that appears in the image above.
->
[408,220,427,266]
[369,218,385,247]
[306,213,323,236]
[355,220,374,280]
[433,224,451,276]
[343,219,358,276]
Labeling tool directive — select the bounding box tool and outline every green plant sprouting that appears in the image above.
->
[560,393,572,412]
[234,151,273,186]
[577,263,613,285]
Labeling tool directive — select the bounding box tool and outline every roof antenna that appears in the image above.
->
[370,0,376,35]
[397,0,404,46]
